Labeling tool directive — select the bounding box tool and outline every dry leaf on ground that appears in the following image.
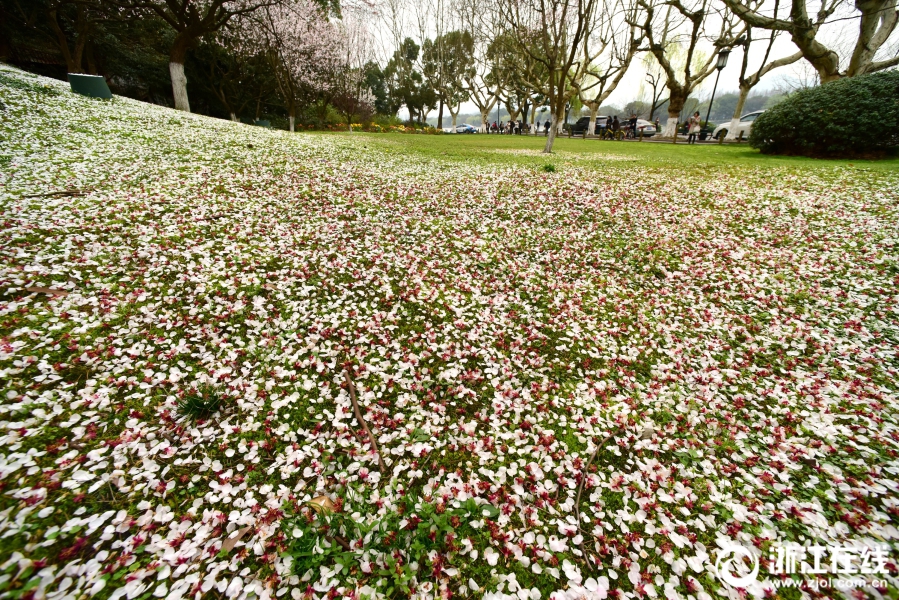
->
[308,496,335,515]
[220,526,251,553]
[24,286,69,296]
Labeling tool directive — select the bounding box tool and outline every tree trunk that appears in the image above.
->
[169,62,190,112]
[480,110,490,133]
[168,30,197,112]
[85,41,97,75]
[71,5,89,73]
[438,99,444,129]
[847,0,898,76]
[47,10,79,73]
[725,85,749,139]
[789,13,841,82]
[230,112,238,122]
[288,105,295,132]
[543,113,558,153]
[586,103,599,136]
[663,90,687,138]
[452,113,458,127]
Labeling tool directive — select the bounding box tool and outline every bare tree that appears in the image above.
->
[723,0,801,138]
[578,0,642,136]
[635,0,741,137]
[416,0,449,127]
[489,31,534,124]
[642,55,669,120]
[501,0,600,152]
[457,0,503,131]
[116,0,282,112]
[721,0,898,82]
[332,18,377,130]
[464,50,502,132]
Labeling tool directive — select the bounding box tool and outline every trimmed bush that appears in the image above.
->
[749,71,899,158]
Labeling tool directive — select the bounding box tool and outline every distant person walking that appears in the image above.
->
[688,111,701,144]
[544,120,550,136]
[612,116,620,139]
[629,113,638,138]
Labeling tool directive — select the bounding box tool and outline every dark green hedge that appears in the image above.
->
[749,70,899,158]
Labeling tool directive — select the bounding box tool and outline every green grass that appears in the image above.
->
[2,65,898,599]
[317,130,899,172]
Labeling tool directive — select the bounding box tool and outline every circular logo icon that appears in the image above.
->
[715,543,759,588]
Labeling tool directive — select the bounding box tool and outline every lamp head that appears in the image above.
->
[716,49,731,70]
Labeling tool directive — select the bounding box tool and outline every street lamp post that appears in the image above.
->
[703,49,730,137]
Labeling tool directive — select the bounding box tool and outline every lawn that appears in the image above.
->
[327,128,899,172]
[1,65,899,600]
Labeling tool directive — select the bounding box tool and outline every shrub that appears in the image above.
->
[749,71,899,158]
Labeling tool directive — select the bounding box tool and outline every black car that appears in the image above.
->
[570,116,609,135]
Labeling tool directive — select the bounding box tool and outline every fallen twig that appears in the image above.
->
[343,369,387,474]
[22,187,92,199]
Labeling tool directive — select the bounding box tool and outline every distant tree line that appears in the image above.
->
[1,0,896,151]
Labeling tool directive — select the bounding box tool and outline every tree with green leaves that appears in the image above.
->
[422,31,474,128]
[3,0,112,74]
[363,62,400,116]
[383,37,434,124]
[114,0,288,112]
[195,20,271,121]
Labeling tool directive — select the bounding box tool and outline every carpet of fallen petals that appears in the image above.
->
[2,66,899,600]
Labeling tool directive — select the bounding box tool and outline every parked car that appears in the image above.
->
[634,119,656,137]
[570,116,656,137]
[713,110,764,140]
[454,124,478,134]
[571,116,608,135]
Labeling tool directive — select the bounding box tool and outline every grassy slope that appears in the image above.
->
[1,65,899,600]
